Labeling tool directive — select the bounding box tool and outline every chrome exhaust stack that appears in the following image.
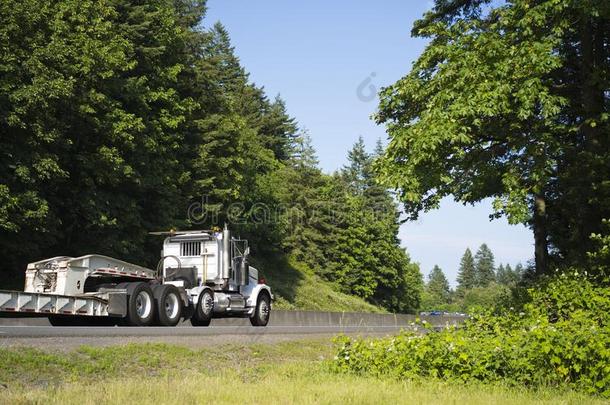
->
[222,223,231,283]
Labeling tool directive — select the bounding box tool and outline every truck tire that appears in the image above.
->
[190,289,213,326]
[250,292,271,327]
[118,282,155,326]
[153,285,182,327]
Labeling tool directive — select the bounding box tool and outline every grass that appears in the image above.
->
[0,340,604,404]
[253,254,385,313]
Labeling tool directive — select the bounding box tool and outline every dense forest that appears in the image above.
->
[0,0,422,313]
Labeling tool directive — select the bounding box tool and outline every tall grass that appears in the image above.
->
[0,340,602,405]
[3,362,603,405]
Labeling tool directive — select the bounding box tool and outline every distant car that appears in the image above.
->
[429,310,443,316]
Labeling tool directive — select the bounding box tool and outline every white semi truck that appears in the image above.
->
[0,226,273,327]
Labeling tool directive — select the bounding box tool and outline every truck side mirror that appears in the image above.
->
[244,246,250,257]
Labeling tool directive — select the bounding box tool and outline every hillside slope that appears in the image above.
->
[252,255,386,313]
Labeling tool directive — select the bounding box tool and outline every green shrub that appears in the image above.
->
[332,273,610,397]
[461,282,512,313]
[588,219,610,279]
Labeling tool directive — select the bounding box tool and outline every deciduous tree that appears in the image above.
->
[375,0,610,276]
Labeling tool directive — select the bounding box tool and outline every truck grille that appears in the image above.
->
[180,241,201,257]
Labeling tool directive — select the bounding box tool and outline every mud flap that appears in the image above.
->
[107,292,127,317]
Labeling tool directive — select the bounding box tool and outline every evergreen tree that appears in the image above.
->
[514,263,524,278]
[495,264,505,284]
[259,96,299,161]
[474,244,495,287]
[426,265,451,305]
[373,138,385,158]
[497,263,522,287]
[456,248,476,294]
[342,136,370,195]
[507,264,517,285]
[364,139,394,216]
[290,131,319,170]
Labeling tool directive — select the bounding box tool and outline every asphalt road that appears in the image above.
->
[0,310,462,350]
[0,324,408,338]
[0,324,414,350]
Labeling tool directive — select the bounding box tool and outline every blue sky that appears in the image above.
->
[205,0,533,285]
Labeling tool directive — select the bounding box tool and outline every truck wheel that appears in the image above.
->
[119,282,155,326]
[153,285,182,327]
[250,292,271,327]
[191,289,213,326]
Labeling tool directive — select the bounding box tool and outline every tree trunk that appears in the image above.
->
[579,16,603,149]
[533,194,549,276]
[578,15,605,255]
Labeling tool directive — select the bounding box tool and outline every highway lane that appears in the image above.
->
[0,324,415,350]
[0,312,461,350]
[0,324,411,338]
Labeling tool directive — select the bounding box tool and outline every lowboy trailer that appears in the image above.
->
[0,226,272,327]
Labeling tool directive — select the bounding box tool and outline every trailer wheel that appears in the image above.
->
[250,292,271,327]
[191,289,213,326]
[119,282,155,326]
[153,285,182,327]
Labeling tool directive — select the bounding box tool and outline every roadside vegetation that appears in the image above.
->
[0,340,604,404]
[334,274,610,398]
